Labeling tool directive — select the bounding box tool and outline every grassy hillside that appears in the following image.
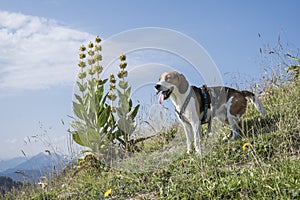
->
[4,75,300,199]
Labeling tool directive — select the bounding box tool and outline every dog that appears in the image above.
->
[155,71,265,154]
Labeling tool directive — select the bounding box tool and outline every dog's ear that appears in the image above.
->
[178,73,189,94]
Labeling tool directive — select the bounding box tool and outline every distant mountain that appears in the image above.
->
[0,176,22,196]
[0,157,27,172]
[0,152,69,183]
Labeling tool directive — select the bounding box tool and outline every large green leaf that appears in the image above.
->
[77,81,87,92]
[74,127,102,150]
[98,78,108,86]
[72,101,91,127]
[72,101,85,121]
[74,94,83,105]
[89,92,97,116]
[96,84,104,97]
[70,120,85,131]
[116,107,125,119]
[98,106,111,127]
[118,117,135,135]
[72,133,84,146]
[116,89,127,100]
[118,97,130,114]
[129,104,140,120]
[125,87,131,99]
[98,93,109,114]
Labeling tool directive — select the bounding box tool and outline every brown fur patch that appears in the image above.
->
[191,86,203,119]
[177,73,189,94]
[223,87,249,116]
[208,86,252,117]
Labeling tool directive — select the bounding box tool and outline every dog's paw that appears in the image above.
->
[186,150,192,154]
[195,150,202,156]
[222,135,233,143]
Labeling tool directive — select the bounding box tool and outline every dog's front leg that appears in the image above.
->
[182,122,193,154]
[191,121,201,155]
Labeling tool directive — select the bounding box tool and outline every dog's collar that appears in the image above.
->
[175,86,193,122]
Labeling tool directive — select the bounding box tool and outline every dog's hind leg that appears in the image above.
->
[226,96,240,140]
[204,120,212,146]
[228,115,239,140]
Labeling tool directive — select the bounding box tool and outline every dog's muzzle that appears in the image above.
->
[155,84,173,104]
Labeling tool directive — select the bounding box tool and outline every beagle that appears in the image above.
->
[155,71,265,154]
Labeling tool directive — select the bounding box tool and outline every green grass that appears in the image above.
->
[4,78,300,200]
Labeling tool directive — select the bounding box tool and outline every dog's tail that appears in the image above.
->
[241,90,266,116]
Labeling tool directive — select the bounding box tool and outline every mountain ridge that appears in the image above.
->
[0,152,69,183]
[0,157,27,172]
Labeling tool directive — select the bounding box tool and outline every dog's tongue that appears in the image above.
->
[158,93,164,104]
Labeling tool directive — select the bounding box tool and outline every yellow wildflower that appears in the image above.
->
[78,72,86,79]
[119,62,127,69]
[88,42,94,48]
[95,36,101,43]
[79,45,86,51]
[79,53,86,59]
[179,159,185,166]
[88,50,94,56]
[93,65,103,74]
[87,68,95,75]
[94,78,101,84]
[117,70,128,78]
[119,54,126,61]
[242,142,250,150]
[87,58,95,65]
[107,93,116,101]
[94,53,102,61]
[77,61,86,68]
[94,45,102,51]
[109,74,116,83]
[109,84,115,91]
[104,188,112,197]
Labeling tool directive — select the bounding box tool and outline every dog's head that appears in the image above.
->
[155,71,189,104]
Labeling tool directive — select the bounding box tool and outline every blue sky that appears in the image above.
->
[0,0,299,159]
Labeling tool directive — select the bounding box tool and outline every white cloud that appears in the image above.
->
[0,11,93,94]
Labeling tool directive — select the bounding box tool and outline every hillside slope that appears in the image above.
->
[4,78,300,199]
